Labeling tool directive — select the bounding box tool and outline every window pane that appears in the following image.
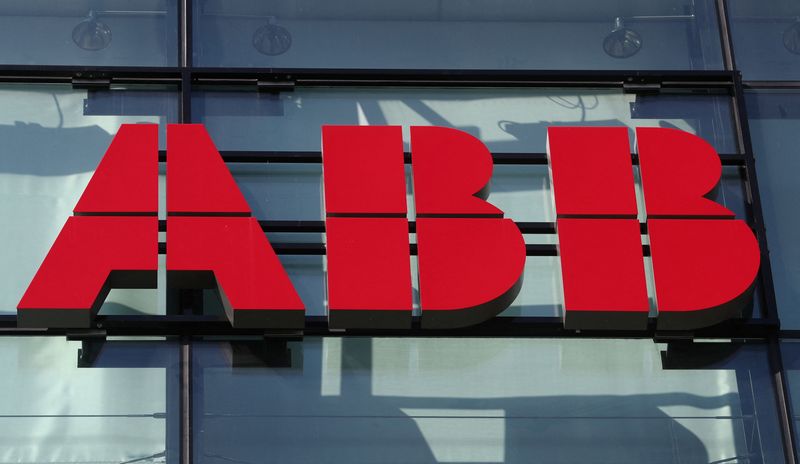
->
[0,1,178,66]
[745,90,800,328]
[780,340,800,459]
[500,257,563,317]
[193,0,723,70]
[0,337,178,462]
[728,0,800,81]
[0,84,179,316]
[195,87,738,154]
[193,338,783,463]
[230,164,323,220]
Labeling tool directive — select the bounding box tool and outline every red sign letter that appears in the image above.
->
[550,126,760,331]
[638,128,760,330]
[166,124,305,329]
[322,126,413,329]
[18,125,159,327]
[413,127,525,329]
[548,126,650,330]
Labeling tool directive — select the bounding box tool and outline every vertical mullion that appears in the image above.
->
[719,0,797,460]
[715,0,736,71]
[180,0,192,69]
[180,0,192,123]
[180,337,192,464]
[719,0,780,323]
[178,2,193,464]
[717,1,796,461]
[769,338,798,464]
[731,78,781,322]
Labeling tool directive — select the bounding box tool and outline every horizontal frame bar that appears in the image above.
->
[0,66,737,88]
[0,314,779,338]
[157,151,747,165]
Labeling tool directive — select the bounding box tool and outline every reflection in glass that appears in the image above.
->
[195,87,738,154]
[0,85,179,316]
[193,0,723,70]
[71,10,112,51]
[784,18,800,55]
[745,90,800,328]
[499,257,562,317]
[603,17,643,59]
[193,338,783,463]
[780,341,800,454]
[0,1,177,66]
[0,337,178,462]
[729,0,800,80]
[253,21,292,56]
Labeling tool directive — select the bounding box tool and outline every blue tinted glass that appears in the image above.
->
[729,0,800,80]
[193,0,723,70]
[195,88,738,154]
[229,164,323,220]
[780,340,800,459]
[0,85,179,316]
[0,337,179,462]
[746,90,800,328]
[193,338,783,463]
[0,1,178,66]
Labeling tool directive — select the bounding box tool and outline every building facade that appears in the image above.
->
[2,0,800,463]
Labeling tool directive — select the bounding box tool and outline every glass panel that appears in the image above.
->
[0,337,178,462]
[193,0,723,70]
[196,87,738,154]
[0,1,178,66]
[0,84,179,316]
[231,163,323,220]
[780,340,800,459]
[193,338,783,463]
[728,0,800,80]
[745,90,800,328]
[491,165,553,223]
[499,257,562,317]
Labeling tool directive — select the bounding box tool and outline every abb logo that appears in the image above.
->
[17,124,760,331]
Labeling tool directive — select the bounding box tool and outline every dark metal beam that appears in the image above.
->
[157,150,747,166]
[0,314,779,339]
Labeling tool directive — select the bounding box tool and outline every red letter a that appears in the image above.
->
[18,125,159,328]
[166,125,305,329]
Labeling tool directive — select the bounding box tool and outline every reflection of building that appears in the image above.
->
[1,1,800,463]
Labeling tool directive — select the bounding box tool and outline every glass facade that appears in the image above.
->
[728,0,800,80]
[0,1,179,66]
[192,0,724,70]
[0,1,798,463]
[0,85,178,317]
[0,337,179,462]
[193,338,783,464]
[195,87,738,153]
[745,90,800,330]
